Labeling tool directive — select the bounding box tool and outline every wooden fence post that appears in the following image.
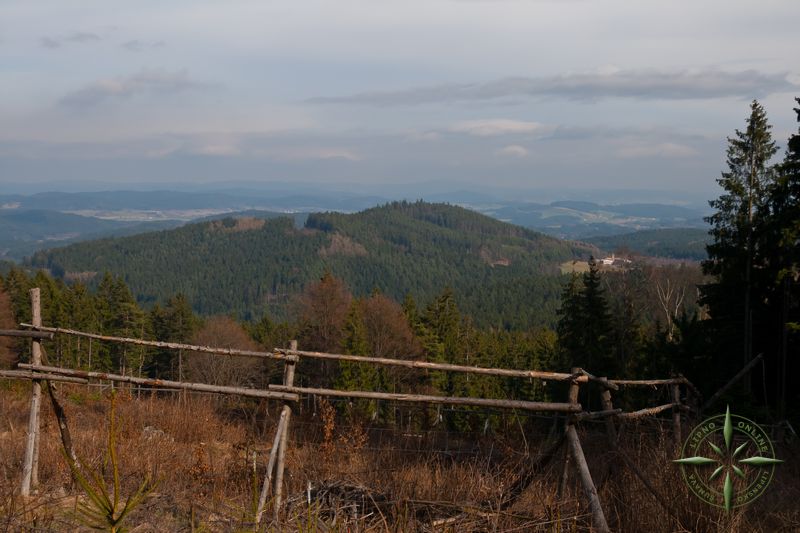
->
[599,378,617,446]
[558,367,582,499]
[671,382,682,448]
[561,368,610,533]
[565,425,610,533]
[20,288,43,496]
[274,339,297,519]
[255,406,289,526]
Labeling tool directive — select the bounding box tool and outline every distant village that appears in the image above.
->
[599,254,632,268]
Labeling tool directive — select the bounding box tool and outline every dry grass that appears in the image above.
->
[0,382,798,532]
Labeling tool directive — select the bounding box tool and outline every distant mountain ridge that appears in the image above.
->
[0,209,182,260]
[2,188,711,261]
[480,200,706,239]
[29,201,594,328]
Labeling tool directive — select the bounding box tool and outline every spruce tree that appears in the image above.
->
[556,273,584,369]
[702,100,779,389]
[556,258,614,375]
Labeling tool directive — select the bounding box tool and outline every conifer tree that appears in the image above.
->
[702,100,779,385]
[556,258,613,374]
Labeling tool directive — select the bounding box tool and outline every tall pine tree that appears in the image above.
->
[702,100,779,394]
[556,258,614,375]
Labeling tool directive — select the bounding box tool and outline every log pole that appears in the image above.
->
[599,379,618,446]
[20,288,43,496]
[18,364,299,401]
[566,425,610,533]
[255,406,289,526]
[671,382,682,448]
[559,367,582,500]
[275,347,590,383]
[274,340,297,519]
[0,329,53,340]
[268,385,580,412]
[0,370,87,384]
[20,324,298,363]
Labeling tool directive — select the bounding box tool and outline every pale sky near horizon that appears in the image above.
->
[1,0,798,196]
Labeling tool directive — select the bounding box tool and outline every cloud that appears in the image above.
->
[65,32,101,43]
[309,68,799,106]
[40,32,100,49]
[59,69,204,108]
[121,40,166,52]
[450,119,546,137]
[616,141,698,159]
[406,131,442,142]
[40,37,61,49]
[269,147,362,161]
[495,145,529,158]
[193,144,242,157]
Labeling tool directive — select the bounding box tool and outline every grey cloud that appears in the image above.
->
[40,37,61,49]
[308,69,799,106]
[59,69,204,108]
[121,40,166,52]
[65,32,100,43]
[40,32,100,49]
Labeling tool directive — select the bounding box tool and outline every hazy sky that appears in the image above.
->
[2,0,798,197]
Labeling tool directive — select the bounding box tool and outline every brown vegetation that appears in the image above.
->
[209,218,266,233]
[318,233,368,258]
[1,383,797,532]
[296,273,352,353]
[185,316,264,387]
[0,288,17,369]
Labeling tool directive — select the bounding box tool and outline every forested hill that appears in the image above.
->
[28,201,594,328]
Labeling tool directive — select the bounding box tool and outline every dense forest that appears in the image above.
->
[28,201,593,329]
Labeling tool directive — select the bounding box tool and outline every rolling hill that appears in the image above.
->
[28,201,595,328]
[587,227,710,260]
[0,209,183,260]
[483,201,707,239]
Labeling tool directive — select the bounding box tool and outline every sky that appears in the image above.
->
[1,0,799,199]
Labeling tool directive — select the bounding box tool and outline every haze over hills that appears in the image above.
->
[0,209,183,261]
[1,187,711,261]
[28,201,595,329]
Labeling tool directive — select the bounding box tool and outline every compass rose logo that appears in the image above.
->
[674,406,782,510]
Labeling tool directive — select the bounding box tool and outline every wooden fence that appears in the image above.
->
[0,288,702,532]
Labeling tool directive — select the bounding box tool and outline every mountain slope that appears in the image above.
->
[29,201,594,328]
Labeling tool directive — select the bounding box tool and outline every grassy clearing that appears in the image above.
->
[0,383,798,532]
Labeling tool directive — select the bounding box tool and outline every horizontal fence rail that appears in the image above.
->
[268,384,583,412]
[19,324,298,362]
[0,329,54,340]
[0,369,88,384]
[18,363,300,401]
[274,347,590,383]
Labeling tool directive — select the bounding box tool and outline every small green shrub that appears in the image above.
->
[63,391,157,533]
